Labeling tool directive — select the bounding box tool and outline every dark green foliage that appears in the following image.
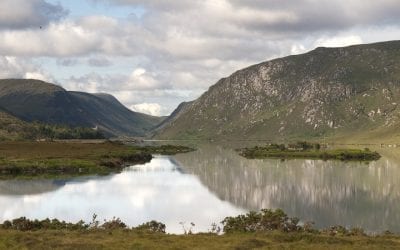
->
[238,142,380,161]
[101,217,127,230]
[222,209,302,233]
[35,124,105,140]
[287,141,320,151]
[136,221,166,233]
[222,209,370,237]
[133,144,195,155]
[100,152,153,169]
[0,110,105,141]
[0,216,158,232]
[0,217,88,231]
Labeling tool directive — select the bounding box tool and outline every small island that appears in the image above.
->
[237,141,381,161]
[0,141,194,178]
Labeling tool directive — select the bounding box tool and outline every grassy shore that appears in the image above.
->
[1,210,400,249]
[0,141,193,178]
[2,230,400,249]
[238,142,381,161]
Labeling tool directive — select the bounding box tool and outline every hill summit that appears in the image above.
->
[0,79,163,137]
[156,40,400,143]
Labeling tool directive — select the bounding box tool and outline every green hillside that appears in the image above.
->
[0,110,104,141]
[156,40,400,143]
[0,110,32,141]
[0,79,164,138]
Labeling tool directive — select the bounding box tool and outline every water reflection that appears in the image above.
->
[1,145,400,233]
[0,180,65,196]
[174,145,400,233]
[0,156,244,233]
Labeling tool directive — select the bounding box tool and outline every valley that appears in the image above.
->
[2,41,400,249]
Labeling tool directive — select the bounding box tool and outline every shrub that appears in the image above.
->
[221,209,303,233]
[135,220,166,233]
[102,217,127,230]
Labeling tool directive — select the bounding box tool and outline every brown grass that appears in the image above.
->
[1,230,400,250]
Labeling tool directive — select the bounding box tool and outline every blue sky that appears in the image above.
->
[47,0,145,19]
[0,0,400,116]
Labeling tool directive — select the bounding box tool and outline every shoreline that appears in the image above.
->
[1,210,400,249]
[0,141,194,179]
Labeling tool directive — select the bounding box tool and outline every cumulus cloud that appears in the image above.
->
[63,69,203,116]
[130,103,165,116]
[0,15,152,57]
[104,0,400,35]
[24,71,53,82]
[228,0,400,32]
[0,56,53,82]
[1,0,400,115]
[0,21,102,57]
[0,0,68,30]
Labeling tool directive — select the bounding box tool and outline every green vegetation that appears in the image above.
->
[1,210,400,249]
[0,111,104,141]
[0,142,194,178]
[156,40,400,144]
[0,79,165,138]
[0,215,165,233]
[34,124,105,140]
[238,141,381,161]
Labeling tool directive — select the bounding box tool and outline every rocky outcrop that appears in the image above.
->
[157,40,400,142]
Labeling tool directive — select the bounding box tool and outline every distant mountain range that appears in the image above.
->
[155,40,400,143]
[0,79,163,138]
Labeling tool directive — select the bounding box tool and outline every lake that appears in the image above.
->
[1,144,400,234]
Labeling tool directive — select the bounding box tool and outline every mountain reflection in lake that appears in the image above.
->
[174,145,400,233]
[1,145,400,233]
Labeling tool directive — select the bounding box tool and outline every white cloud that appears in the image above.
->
[0,56,54,82]
[314,35,363,48]
[128,68,162,90]
[290,44,307,55]
[24,72,52,82]
[1,1,400,115]
[130,102,165,116]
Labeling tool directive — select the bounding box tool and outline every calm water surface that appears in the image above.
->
[1,144,400,233]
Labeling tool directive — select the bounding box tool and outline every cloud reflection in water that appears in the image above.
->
[0,156,244,233]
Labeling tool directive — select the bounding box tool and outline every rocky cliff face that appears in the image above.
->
[156,40,400,142]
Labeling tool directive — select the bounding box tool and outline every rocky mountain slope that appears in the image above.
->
[156,40,400,142]
[0,79,163,137]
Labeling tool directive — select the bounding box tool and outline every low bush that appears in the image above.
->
[222,209,302,233]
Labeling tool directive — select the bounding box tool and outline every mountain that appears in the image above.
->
[0,108,105,141]
[153,101,193,132]
[156,40,400,143]
[0,109,32,140]
[0,79,164,137]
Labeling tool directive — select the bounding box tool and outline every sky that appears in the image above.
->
[0,0,400,116]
